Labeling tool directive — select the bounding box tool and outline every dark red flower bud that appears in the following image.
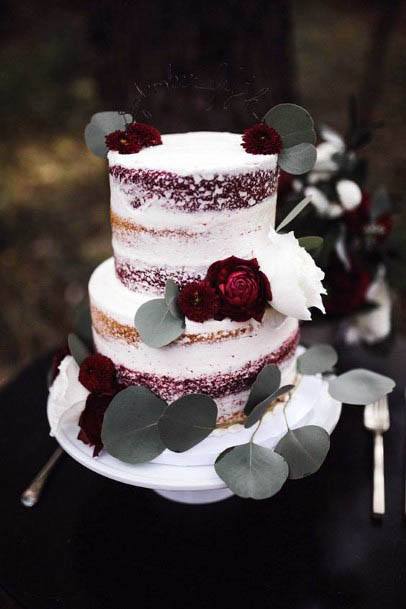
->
[79,354,116,395]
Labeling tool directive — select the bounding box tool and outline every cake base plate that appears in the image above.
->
[50,373,341,504]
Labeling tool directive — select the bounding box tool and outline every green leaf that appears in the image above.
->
[164,280,183,319]
[134,299,185,348]
[297,344,338,375]
[328,369,395,405]
[244,385,295,428]
[263,103,316,148]
[73,303,93,348]
[84,111,132,157]
[101,386,167,463]
[298,236,324,258]
[275,425,330,479]
[215,443,289,499]
[68,333,90,366]
[158,394,218,452]
[278,143,317,175]
[276,196,312,232]
[244,364,281,414]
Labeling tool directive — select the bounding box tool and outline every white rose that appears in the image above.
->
[256,228,326,321]
[47,355,89,435]
[305,186,344,219]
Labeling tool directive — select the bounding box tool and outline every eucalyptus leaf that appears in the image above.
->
[215,443,289,499]
[276,196,312,232]
[134,299,185,348]
[328,369,395,405]
[68,333,90,366]
[298,236,324,258]
[101,386,167,463]
[278,143,317,175]
[263,103,316,148]
[244,364,281,414]
[275,425,330,479]
[158,394,218,452]
[73,303,93,348]
[164,280,183,319]
[84,111,132,157]
[244,385,295,429]
[297,344,338,375]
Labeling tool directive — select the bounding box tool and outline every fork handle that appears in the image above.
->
[373,432,385,517]
[21,447,63,507]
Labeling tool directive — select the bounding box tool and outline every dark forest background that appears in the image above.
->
[1,0,405,384]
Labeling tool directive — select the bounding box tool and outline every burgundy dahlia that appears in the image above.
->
[126,122,162,148]
[206,256,272,322]
[78,393,112,457]
[242,123,283,155]
[79,354,117,395]
[177,280,220,322]
[105,130,142,154]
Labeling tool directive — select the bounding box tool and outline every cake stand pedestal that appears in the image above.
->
[49,372,341,505]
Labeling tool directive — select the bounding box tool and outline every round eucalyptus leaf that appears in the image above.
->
[278,143,317,175]
[84,111,132,157]
[73,303,93,348]
[134,299,185,348]
[264,103,316,147]
[244,385,295,429]
[244,364,281,414]
[328,369,395,405]
[298,236,324,258]
[297,344,338,375]
[101,386,167,463]
[215,443,289,500]
[68,333,90,366]
[275,425,330,479]
[158,394,218,452]
[164,280,183,319]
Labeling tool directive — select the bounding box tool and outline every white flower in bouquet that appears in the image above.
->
[256,228,326,321]
[48,355,89,435]
[308,125,345,182]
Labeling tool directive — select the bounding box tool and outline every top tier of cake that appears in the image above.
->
[108,132,278,294]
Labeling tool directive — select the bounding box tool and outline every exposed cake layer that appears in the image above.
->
[108,132,278,293]
[89,259,299,422]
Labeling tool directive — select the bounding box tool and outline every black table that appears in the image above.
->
[1,338,406,609]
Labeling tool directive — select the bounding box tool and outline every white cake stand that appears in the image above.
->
[49,373,341,505]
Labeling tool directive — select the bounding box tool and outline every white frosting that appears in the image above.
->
[111,193,277,273]
[108,132,277,176]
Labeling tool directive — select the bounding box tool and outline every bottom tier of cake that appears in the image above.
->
[89,258,299,423]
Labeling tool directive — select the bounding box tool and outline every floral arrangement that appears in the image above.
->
[277,99,399,344]
[50,333,395,500]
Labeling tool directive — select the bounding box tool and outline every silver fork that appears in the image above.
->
[364,397,390,517]
[20,447,64,507]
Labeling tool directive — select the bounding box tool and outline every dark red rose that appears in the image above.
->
[105,129,142,154]
[50,344,70,382]
[79,354,116,395]
[206,256,272,322]
[344,190,371,235]
[78,393,112,457]
[324,256,371,316]
[177,280,220,322]
[242,123,283,155]
[126,122,162,149]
